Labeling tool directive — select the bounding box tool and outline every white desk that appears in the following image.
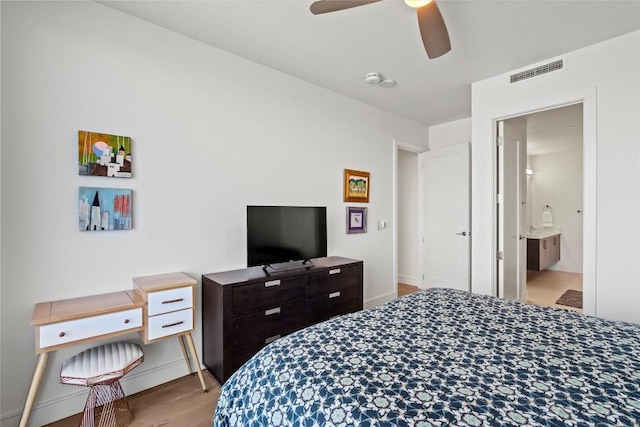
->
[19,272,206,427]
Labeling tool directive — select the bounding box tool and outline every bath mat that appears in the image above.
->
[555,289,583,309]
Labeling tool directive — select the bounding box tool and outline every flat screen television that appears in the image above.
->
[247,205,327,268]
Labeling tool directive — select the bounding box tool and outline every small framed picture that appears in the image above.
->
[344,169,370,203]
[346,206,367,234]
[78,130,132,178]
[79,187,132,231]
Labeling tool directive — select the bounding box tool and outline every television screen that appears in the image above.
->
[247,206,327,267]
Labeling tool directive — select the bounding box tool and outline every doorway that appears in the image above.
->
[497,103,584,311]
[397,148,421,295]
[393,139,426,300]
[393,139,470,299]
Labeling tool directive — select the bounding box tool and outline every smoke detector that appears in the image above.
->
[364,72,382,85]
[364,72,396,88]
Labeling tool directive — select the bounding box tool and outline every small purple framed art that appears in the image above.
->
[346,206,367,234]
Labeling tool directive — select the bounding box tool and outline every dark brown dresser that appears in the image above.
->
[202,256,363,384]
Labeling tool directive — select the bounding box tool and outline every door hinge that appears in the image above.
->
[496,136,504,146]
[496,250,504,261]
[496,194,503,204]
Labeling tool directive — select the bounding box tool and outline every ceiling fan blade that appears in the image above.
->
[417,1,451,59]
[310,0,381,15]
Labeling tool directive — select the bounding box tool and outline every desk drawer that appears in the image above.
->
[147,286,193,316]
[147,308,193,341]
[39,308,142,350]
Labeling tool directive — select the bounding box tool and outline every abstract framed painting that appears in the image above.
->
[346,206,367,234]
[344,169,370,203]
[78,130,132,177]
[79,187,132,231]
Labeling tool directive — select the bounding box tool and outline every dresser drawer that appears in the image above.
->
[39,308,142,350]
[233,342,264,372]
[232,276,306,317]
[307,265,361,299]
[307,285,361,325]
[147,286,193,316]
[232,302,306,349]
[147,308,193,341]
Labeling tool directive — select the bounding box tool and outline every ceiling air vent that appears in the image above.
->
[510,59,564,84]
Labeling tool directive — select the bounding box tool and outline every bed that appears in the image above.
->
[213,288,640,426]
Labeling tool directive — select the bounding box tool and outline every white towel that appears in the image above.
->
[542,211,554,227]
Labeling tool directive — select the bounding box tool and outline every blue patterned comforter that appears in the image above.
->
[214,288,640,426]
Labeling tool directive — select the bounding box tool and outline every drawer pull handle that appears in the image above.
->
[265,307,281,316]
[162,321,184,329]
[162,298,184,305]
[265,280,281,287]
[329,291,341,299]
[329,269,341,275]
[124,319,130,324]
[59,332,66,338]
[265,334,281,344]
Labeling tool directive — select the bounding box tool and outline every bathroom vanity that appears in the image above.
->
[526,229,561,271]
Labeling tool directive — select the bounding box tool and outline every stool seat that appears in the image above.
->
[60,343,143,427]
[61,342,143,386]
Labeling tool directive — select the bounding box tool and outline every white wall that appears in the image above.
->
[428,118,471,150]
[0,2,427,425]
[472,31,640,323]
[530,150,584,273]
[397,149,419,286]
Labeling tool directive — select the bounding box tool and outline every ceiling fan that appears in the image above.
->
[310,0,451,59]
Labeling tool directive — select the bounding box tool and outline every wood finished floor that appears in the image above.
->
[398,282,419,297]
[526,269,583,313]
[44,371,221,427]
[400,273,583,314]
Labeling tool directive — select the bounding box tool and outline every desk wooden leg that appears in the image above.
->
[178,335,193,374]
[19,352,49,427]
[183,333,207,392]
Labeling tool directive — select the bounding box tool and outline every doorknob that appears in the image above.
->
[456,231,468,236]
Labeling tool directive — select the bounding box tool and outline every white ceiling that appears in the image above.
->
[100,0,640,127]
[496,103,583,156]
[524,103,583,156]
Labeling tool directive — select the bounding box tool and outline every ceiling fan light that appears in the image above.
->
[404,0,432,8]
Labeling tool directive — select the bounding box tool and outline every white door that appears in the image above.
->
[518,127,528,301]
[497,120,527,300]
[421,142,470,291]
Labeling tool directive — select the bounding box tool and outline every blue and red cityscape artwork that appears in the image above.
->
[79,187,132,231]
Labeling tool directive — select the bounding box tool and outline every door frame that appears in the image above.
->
[496,119,526,300]
[393,139,427,299]
[492,95,595,315]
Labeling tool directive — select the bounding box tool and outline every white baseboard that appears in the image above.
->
[547,263,583,274]
[397,274,420,287]
[1,355,203,427]
[364,291,395,309]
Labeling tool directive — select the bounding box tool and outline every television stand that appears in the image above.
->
[263,259,314,275]
[202,256,364,384]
